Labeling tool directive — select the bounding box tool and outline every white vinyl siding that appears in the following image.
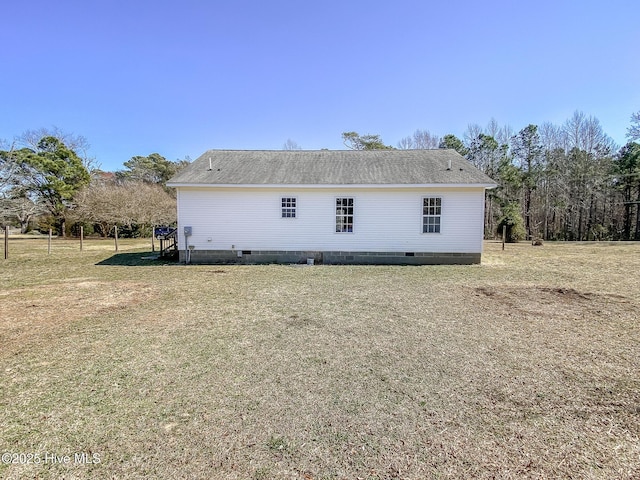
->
[175,187,486,253]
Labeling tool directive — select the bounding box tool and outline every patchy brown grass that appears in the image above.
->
[0,280,157,357]
[0,238,639,479]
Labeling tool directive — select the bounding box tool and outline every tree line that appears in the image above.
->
[0,129,187,237]
[3,111,639,242]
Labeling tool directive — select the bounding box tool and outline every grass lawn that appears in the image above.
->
[1,237,639,479]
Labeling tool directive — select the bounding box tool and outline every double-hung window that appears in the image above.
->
[422,197,442,233]
[282,197,296,218]
[336,197,354,233]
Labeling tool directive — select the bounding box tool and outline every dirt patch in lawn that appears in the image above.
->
[0,279,157,357]
[472,284,633,318]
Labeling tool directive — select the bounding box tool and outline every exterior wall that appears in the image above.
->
[175,186,486,258]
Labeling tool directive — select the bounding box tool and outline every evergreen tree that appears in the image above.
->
[1,136,90,236]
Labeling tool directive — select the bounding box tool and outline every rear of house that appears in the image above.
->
[166,149,496,265]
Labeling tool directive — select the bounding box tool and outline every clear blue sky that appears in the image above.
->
[1,0,638,171]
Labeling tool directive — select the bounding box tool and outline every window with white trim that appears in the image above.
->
[422,197,441,233]
[336,197,354,233]
[281,197,296,218]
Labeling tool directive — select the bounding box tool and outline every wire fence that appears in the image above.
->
[1,226,160,260]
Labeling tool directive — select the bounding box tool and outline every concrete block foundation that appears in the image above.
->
[179,250,481,265]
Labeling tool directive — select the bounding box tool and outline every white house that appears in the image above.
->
[166,149,496,265]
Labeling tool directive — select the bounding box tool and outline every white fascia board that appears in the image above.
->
[167,183,498,189]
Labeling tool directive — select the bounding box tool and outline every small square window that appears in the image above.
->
[281,197,296,218]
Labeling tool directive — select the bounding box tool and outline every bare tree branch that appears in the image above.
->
[627,111,640,142]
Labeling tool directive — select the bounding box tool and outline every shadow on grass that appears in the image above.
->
[96,252,179,266]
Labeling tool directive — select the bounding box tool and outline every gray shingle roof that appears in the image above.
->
[167,149,496,186]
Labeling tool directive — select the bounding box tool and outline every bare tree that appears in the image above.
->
[0,145,14,195]
[413,129,440,149]
[74,180,176,236]
[530,112,618,241]
[463,123,483,150]
[626,111,640,142]
[563,111,616,155]
[397,136,414,149]
[485,118,501,140]
[538,122,565,151]
[283,139,302,150]
[397,129,440,149]
[479,119,514,148]
[0,196,45,232]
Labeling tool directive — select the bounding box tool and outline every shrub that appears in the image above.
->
[37,215,57,234]
[70,222,95,237]
[497,202,526,243]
